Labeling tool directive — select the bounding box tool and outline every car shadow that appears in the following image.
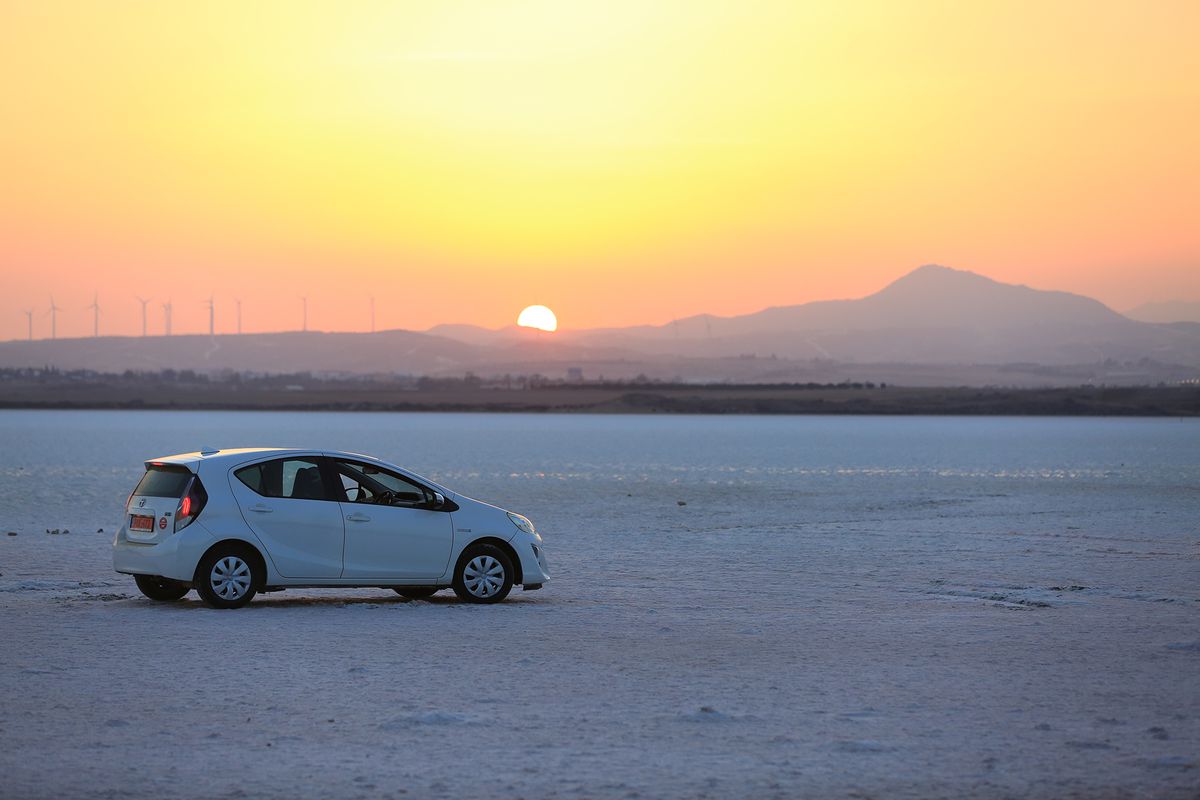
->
[153,591,552,609]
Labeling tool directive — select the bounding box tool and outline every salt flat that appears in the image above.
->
[0,412,1197,799]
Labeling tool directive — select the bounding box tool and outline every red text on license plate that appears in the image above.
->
[130,515,154,531]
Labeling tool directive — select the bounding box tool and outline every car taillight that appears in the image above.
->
[174,476,207,533]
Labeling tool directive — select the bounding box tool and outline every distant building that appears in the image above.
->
[566,367,583,383]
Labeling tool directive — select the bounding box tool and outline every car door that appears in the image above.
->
[228,456,345,578]
[327,458,454,579]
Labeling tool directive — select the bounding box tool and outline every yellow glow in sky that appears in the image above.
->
[1,1,1197,338]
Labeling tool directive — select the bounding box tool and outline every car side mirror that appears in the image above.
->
[430,491,446,509]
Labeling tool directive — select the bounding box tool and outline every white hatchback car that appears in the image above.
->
[113,448,549,608]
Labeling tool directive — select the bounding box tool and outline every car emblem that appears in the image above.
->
[138,498,146,507]
[158,517,168,530]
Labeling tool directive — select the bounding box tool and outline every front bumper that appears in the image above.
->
[112,523,215,583]
[516,540,550,587]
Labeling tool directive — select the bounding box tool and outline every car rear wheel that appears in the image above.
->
[393,587,438,599]
[195,546,260,609]
[134,574,190,602]
[452,544,514,604]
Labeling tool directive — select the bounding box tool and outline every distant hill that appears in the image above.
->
[424,323,529,347]
[1,266,1197,383]
[1124,300,1200,324]
[0,330,480,375]
[547,265,1200,365]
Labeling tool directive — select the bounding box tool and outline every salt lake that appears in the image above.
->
[1,411,1197,798]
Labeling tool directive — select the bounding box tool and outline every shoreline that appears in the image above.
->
[1,383,1197,416]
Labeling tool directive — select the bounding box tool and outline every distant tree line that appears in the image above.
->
[0,366,890,391]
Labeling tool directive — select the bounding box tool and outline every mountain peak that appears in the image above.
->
[913,263,958,274]
[887,263,994,287]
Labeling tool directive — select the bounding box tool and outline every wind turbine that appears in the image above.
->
[302,297,308,332]
[370,296,375,334]
[205,296,215,336]
[162,300,173,336]
[235,299,242,335]
[136,296,150,337]
[47,296,62,340]
[87,293,100,337]
[24,310,33,341]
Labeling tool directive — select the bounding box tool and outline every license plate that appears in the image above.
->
[130,515,154,531]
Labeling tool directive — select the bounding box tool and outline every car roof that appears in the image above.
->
[146,448,317,468]
[144,447,384,469]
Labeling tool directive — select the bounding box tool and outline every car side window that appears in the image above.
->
[331,460,429,507]
[235,458,329,501]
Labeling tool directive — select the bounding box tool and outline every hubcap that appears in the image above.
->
[210,556,251,600]
[463,555,505,598]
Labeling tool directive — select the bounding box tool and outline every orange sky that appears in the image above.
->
[1,0,1198,340]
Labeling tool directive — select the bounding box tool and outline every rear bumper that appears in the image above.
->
[113,524,215,583]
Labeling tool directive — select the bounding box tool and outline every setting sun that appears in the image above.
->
[517,305,558,332]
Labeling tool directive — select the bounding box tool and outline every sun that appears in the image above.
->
[517,305,558,332]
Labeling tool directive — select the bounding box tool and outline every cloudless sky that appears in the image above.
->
[1,0,1197,339]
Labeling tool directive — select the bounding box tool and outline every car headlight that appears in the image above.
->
[507,512,535,535]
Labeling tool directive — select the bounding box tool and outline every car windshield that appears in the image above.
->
[132,465,192,498]
[332,460,428,505]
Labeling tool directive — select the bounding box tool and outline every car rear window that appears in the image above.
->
[133,464,193,498]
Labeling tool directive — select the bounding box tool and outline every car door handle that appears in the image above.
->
[346,513,371,523]
[248,504,273,514]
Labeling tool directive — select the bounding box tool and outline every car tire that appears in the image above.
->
[452,544,514,604]
[393,587,438,599]
[194,545,261,609]
[133,574,190,602]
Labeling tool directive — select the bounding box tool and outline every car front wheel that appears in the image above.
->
[134,574,190,602]
[195,546,261,609]
[452,544,514,604]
